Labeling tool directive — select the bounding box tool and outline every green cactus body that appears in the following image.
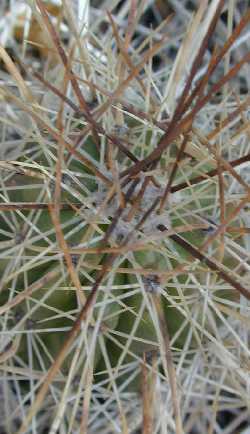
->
[0,2,249,433]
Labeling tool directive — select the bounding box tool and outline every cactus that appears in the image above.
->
[0,1,250,433]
